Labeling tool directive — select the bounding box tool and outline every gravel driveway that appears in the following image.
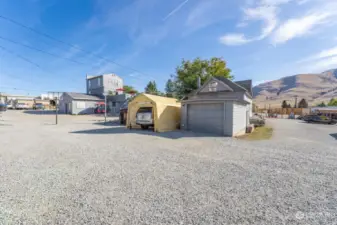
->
[0,111,336,224]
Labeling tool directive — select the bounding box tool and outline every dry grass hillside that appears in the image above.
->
[253,69,337,108]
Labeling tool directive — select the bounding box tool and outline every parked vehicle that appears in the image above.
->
[6,103,14,109]
[305,115,337,125]
[119,101,128,125]
[15,103,29,110]
[0,103,7,112]
[33,103,45,110]
[136,107,154,129]
[94,102,106,114]
[119,95,137,125]
[250,115,265,127]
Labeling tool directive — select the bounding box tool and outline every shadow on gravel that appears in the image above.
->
[93,121,121,127]
[23,110,57,115]
[70,127,221,139]
[330,133,337,140]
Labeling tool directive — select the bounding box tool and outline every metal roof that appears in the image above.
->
[65,92,103,101]
[235,80,253,97]
[214,76,253,98]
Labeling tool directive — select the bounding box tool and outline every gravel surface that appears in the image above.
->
[0,111,336,225]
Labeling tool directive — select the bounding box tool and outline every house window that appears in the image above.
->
[98,78,101,86]
[112,102,116,107]
[76,102,86,109]
[88,80,91,88]
[208,81,218,92]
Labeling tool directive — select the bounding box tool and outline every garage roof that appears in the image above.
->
[215,77,253,97]
[65,92,103,101]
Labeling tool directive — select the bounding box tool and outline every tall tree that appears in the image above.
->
[171,57,232,98]
[165,79,176,97]
[145,81,158,95]
[298,98,308,108]
[317,102,326,107]
[123,85,138,94]
[328,98,337,106]
[108,90,116,95]
[282,100,288,109]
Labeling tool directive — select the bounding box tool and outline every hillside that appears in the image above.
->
[253,69,337,108]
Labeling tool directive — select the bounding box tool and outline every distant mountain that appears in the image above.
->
[253,69,337,108]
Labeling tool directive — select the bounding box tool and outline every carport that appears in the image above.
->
[126,94,181,132]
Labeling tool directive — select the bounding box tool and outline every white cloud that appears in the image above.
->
[221,0,337,46]
[243,6,278,40]
[259,0,292,5]
[219,34,251,46]
[297,0,311,5]
[220,5,278,46]
[271,13,330,44]
[253,80,272,86]
[186,0,230,32]
[305,56,337,72]
[298,46,337,63]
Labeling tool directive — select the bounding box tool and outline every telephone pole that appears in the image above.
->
[48,91,62,125]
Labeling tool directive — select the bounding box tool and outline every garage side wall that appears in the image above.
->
[156,104,181,132]
[181,104,187,130]
[72,101,98,115]
[59,93,72,114]
[224,101,233,136]
[233,102,247,136]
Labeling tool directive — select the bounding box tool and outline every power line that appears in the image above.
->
[0,86,50,92]
[0,14,155,80]
[0,45,81,86]
[0,35,85,65]
[0,45,42,69]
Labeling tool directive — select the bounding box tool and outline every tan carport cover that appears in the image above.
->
[126,93,181,132]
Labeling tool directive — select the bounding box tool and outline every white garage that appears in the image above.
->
[181,77,252,137]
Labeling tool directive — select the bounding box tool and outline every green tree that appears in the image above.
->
[165,79,176,97]
[145,81,158,95]
[298,98,308,108]
[123,85,138,94]
[282,100,288,109]
[108,90,116,95]
[317,102,326,107]
[171,57,233,98]
[328,98,337,106]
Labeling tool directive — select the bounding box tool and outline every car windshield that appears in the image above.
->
[137,107,152,113]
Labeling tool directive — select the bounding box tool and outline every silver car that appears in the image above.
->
[136,107,154,130]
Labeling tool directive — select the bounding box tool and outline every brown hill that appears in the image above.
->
[253,69,337,108]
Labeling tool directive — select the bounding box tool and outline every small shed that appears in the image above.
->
[181,76,253,137]
[126,93,181,132]
[59,92,103,115]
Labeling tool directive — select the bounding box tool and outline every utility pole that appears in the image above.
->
[103,93,107,123]
[48,91,62,125]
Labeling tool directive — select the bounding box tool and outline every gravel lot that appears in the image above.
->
[0,111,336,225]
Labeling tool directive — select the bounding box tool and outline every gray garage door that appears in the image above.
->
[187,103,224,135]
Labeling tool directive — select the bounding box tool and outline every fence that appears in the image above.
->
[257,108,310,116]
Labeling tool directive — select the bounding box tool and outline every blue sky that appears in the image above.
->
[1,0,337,96]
